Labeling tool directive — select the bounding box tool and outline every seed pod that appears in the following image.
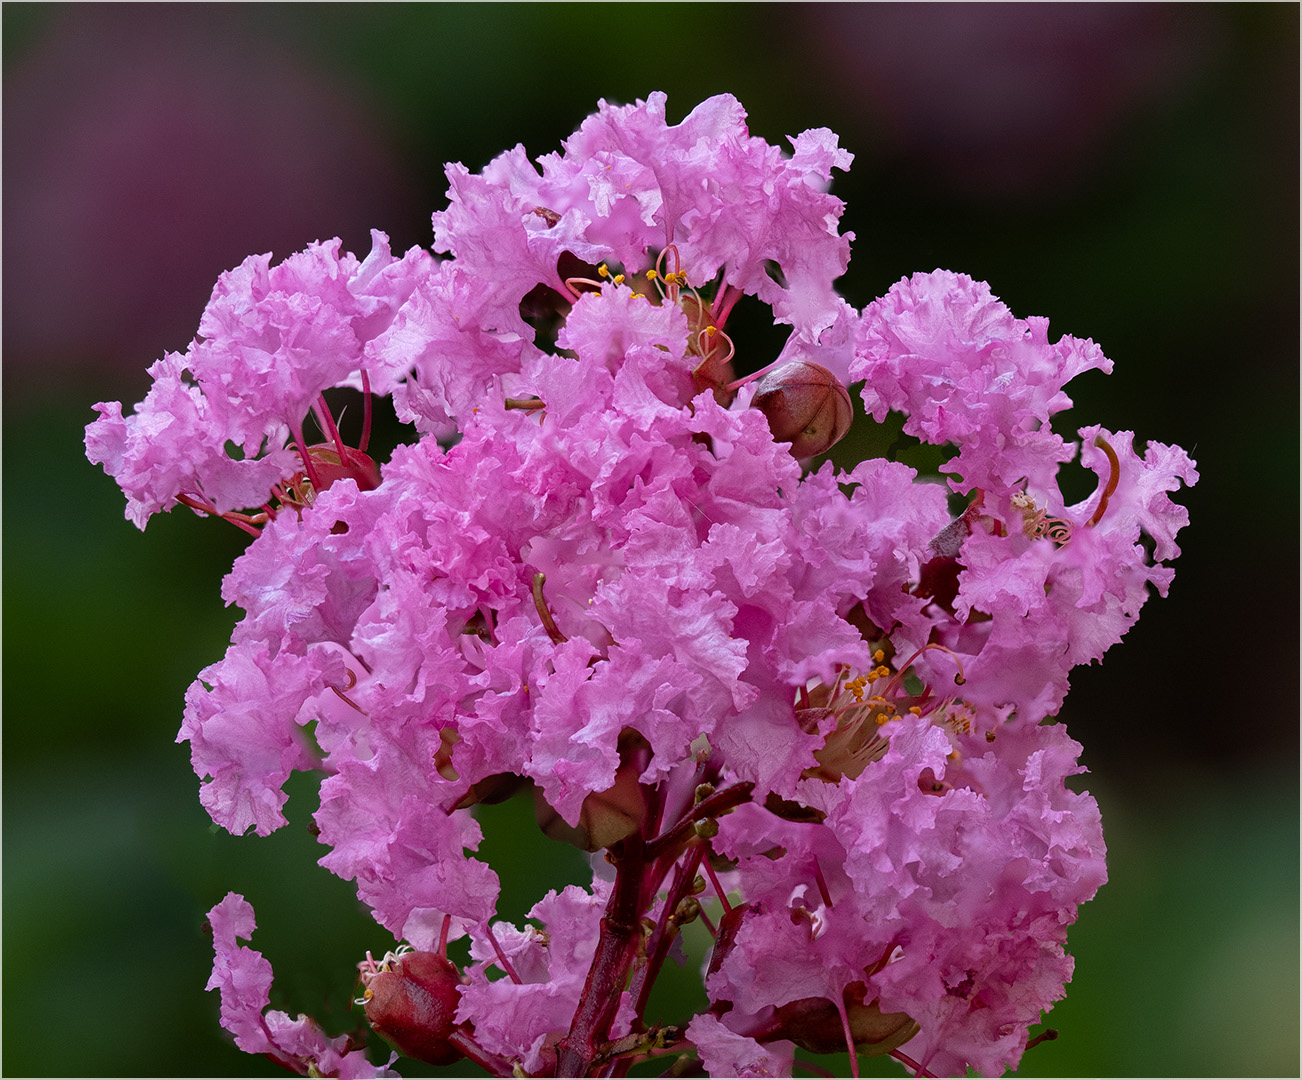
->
[361,951,464,1066]
[751,361,852,457]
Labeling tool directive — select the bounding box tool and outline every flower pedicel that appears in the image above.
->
[87,92,1195,1078]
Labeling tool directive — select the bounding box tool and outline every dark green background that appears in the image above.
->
[5,5,1297,1076]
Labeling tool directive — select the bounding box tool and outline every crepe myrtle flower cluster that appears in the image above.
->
[87,93,1194,1078]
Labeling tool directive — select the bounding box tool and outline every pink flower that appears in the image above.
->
[457,882,616,1073]
[87,232,432,526]
[853,269,1111,500]
[92,93,1194,1077]
[205,893,393,1077]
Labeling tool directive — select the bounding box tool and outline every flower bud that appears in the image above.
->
[307,444,382,491]
[751,361,852,457]
[361,951,464,1066]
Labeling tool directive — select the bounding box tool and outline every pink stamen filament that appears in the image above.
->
[696,326,735,368]
[563,275,604,300]
[723,352,787,392]
[290,421,323,491]
[834,990,861,1079]
[890,1048,937,1078]
[175,493,264,537]
[655,245,684,303]
[314,396,349,459]
[358,370,372,453]
[866,941,899,978]
[329,667,369,715]
[702,858,731,914]
[330,683,368,715]
[712,283,743,330]
[1087,434,1121,527]
[812,859,833,909]
[482,923,522,985]
[883,643,967,700]
[437,913,453,957]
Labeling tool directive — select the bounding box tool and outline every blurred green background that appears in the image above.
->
[4,4,1297,1076]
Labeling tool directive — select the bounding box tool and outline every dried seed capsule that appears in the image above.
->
[751,361,852,457]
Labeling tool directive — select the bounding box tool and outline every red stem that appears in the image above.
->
[629,842,706,1018]
[644,781,754,861]
[555,836,648,1077]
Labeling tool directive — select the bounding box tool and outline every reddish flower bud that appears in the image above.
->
[307,444,382,492]
[751,361,852,457]
[360,950,464,1066]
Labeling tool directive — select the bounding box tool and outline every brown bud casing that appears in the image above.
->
[751,361,852,457]
[362,951,464,1066]
[706,902,753,982]
[768,982,919,1057]
[535,730,649,851]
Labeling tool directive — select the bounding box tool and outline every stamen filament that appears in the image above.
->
[723,353,787,392]
[482,923,523,985]
[890,1048,937,1078]
[314,395,349,460]
[291,421,323,492]
[655,245,684,303]
[702,858,731,915]
[712,283,743,330]
[883,643,966,700]
[359,370,372,453]
[330,668,369,715]
[1087,435,1121,527]
[697,326,735,368]
[812,859,833,909]
[175,493,266,537]
[834,990,861,1079]
[563,276,604,300]
[532,572,568,644]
